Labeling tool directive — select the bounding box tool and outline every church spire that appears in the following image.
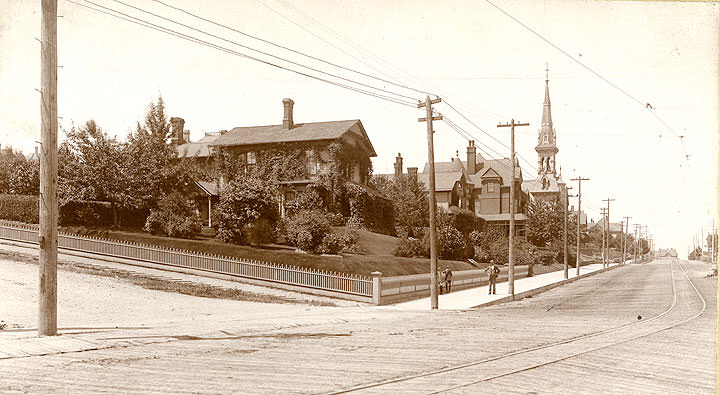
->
[542,63,552,127]
[535,64,559,176]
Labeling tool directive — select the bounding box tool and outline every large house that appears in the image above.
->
[174,98,384,225]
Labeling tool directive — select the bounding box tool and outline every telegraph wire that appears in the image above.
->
[109,0,418,102]
[264,0,511,123]
[444,99,539,173]
[149,0,435,98]
[483,0,689,159]
[67,0,418,108]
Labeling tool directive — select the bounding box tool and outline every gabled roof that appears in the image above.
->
[422,158,464,173]
[480,167,501,179]
[209,119,376,157]
[417,171,464,192]
[195,180,219,196]
[177,133,221,158]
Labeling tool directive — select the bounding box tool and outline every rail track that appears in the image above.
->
[325,260,707,394]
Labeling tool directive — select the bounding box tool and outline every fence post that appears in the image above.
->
[372,271,382,305]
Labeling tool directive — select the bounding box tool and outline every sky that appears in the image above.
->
[1,0,718,258]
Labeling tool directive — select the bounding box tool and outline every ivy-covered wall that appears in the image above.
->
[206,140,393,235]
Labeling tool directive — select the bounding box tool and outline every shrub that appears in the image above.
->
[438,225,469,260]
[285,209,330,252]
[244,218,275,246]
[317,233,345,255]
[214,175,279,245]
[393,237,428,258]
[143,192,201,239]
[59,200,113,227]
[285,187,324,217]
[0,194,38,223]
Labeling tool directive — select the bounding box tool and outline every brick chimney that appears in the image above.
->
[467,140,476,174]
[170,117,185,145]
[407,167,418,182]
[282,98,294,129]
[183,130,190,144]
[394,153,403,177]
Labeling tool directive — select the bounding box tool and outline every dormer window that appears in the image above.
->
[487,182,496,193]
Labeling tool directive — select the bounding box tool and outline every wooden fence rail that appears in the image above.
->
[0,221,372,298]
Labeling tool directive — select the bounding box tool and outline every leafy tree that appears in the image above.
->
[144,192,201,238]
[372,174,428,235]
[0,147,39,195]
[214,175,279,245]
[59,120,128,226]
[124,96,187,209]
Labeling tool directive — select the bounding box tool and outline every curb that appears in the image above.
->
[469,264,623,309]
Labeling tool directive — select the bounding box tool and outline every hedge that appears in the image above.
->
[0,194,39,224]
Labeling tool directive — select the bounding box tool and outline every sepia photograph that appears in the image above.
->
[0,0,717,393]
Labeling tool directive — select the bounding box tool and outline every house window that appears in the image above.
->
[487,182,496,193]
[306,149,319,175]
[246,151,256,165]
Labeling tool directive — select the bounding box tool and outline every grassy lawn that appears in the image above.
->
[60,225,477,277]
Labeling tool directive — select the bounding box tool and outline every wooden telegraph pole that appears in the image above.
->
[498,119,528,296]
[570,177,589,276]
[600,207,607,267]
[39,0,59,336]
[623,216,631,264]
[633,224,641,262]
[418,96,442,309]
[563,186,573,279]
[602,198,615,266]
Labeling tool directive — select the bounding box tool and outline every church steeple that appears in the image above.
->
[535,64,559,177]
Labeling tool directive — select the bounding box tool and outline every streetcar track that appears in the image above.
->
[426,260,707,394]
[324,260,705,395]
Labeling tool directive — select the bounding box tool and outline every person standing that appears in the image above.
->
[442,267,453,293]
[486,261,500,295]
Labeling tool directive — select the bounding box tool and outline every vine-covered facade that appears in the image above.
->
[174,98,394,235]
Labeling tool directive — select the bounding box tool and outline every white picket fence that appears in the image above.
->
[0,221,373,299]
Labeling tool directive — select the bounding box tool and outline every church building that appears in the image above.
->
[521,69,567,204]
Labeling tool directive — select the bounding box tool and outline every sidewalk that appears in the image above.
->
[384,262,623,310]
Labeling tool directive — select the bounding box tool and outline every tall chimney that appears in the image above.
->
[282,98,294,129]
[170,117,185,145]
[394,153,403,177]
[183,130,190,144]
[407,167,418,182]
[467,140,476,174]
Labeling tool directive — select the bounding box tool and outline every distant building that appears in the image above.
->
[521,69,567,204]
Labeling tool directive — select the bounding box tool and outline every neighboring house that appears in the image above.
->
[175,98,385,223]
[391,143,527,227]
[388,71,573,229]
[588,217,624,237]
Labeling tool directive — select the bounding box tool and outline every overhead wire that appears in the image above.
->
[67,0,418,108]
[483,0,689,159]
[149,0,435,98]
[110,0,419,102]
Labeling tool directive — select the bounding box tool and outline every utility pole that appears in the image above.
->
[602,198,615,266]
[570,177,589,276]
[418,96,442,309]
[622,216,631,264]
[600,207,608,267]
[563,186,573,279]
[498,119,528,296]
[633,224,641,262]
[38,0,58,337]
